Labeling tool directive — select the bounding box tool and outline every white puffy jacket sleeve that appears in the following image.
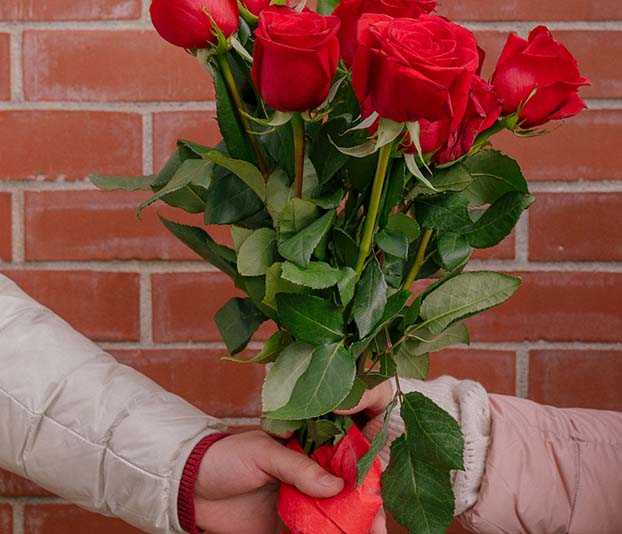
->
[0,274,226,533]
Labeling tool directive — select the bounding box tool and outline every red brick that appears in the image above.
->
[0,0,140,20]
[23,31,214,102]
[0,504,11,534]
[492,110,622,181]
[0,193,11,261]
[529,350,622,411]
[0,111,141,181]
[552,31,622,98]
[111,349,264,417]
[0,469,49,497]
[438,0,622,21]
[2,271,140,341]
[0,34,9,100]
[152,111,221,172]
[467,272,622,342]
[152,272,275,343]
[24,504,141,534]
[472,31,507,82]
[429,349,516,395]
[529,193,622,261]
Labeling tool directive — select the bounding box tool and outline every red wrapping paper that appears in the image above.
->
[278,425,383,534]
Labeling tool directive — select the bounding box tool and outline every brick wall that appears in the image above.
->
[0,1,620,533]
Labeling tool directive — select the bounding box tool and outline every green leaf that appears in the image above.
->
[307,419,342,447]
[159,217,236,278]
[357,398,397,486]
[214,63,256,164]
[394,350,429,379]
[333,228,358,269]
[152,148,184,189]
[281,261,344,289]
[376,229,409,259]
[137,159,213,217]
[437,233,471,271]
[278,210,336,268]
[177,139,213,158]
[360,373,391,389]
[335,377,367,411]
[263,263,308,309]
[204,173,264,224]
[405,322,470,356]
[278,198,320,236]
[204,150,266,201]
[267,343,355,419]
[402,392,464,470]
[316,0,339,15]
[337,267,357,306]
[262,341,315,412]
[382,435,455,534]
[262,418,302,435]
[231,225,254,253]
[215,298,267,355]
[463,149,529,205]
[266,169,292,221]
[352,259,388,339]
[89,174,154,191]
[416,271,521,335]
[415,192,472,233]
[379,158,406,228]
[386,213,421,243]
[466,192,534,249]
[237,228,276,277]
[276,294,344,345]
[224,330,290,364]
[410,162,473,196]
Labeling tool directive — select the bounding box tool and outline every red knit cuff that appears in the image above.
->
[178,433,230,534]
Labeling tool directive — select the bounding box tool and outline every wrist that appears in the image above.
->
[178,433,230,534]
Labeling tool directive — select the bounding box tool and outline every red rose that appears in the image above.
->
[492,26,590,128]
[333,0,437,66]
[278,425,382,534]
[252,7,341,112]
[150,0,239,49]
[243,0,273,16]
[352,14,479,153]
[435,75,502,163]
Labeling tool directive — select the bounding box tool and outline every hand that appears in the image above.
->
[194,430,344,534]
[333,379,394,420]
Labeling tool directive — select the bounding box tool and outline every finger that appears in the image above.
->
[259,439,345,498]
[369,506,387,534]
[333,389,377,415]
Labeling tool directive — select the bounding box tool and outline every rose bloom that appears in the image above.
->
[492,26,590,128]
[243,0,273,16]
[252,6,341,112]
[334,0,437,66]
[352,14,479,153]
[150,0,238,49]
[435,75,502,164]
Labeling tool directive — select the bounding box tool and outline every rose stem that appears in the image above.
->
[215,53,270,179]
[402,228,434,289]
[354,143,393,275]
[291,112,305,198]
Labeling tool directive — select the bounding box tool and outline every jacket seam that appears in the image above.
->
[567,442,581,531]
[0,384,166,480]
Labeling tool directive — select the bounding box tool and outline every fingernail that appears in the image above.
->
[319,474,341,487]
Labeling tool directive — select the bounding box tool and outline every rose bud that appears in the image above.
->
[150,0,239,49]
[352,14,479,153]
[243,0,273,17]
[492,26,590,128]
[334,0,437,66]
[434,76,502,164]
[252,6,341,112]
[278,425,382,534]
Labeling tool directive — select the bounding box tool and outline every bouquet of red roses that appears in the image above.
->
[92,0,588,532]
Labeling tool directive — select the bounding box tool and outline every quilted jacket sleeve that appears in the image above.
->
[0,274,226,534]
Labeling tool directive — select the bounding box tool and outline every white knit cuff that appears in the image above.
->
[362,376,491,516]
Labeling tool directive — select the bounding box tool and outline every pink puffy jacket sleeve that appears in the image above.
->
[460,394,622,533]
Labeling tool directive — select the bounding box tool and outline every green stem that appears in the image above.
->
[355,143,393,275]
[215,53,269,179]
[402,228,434,289]
[291,113,305,198]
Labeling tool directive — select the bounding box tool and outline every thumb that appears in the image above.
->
[260,440,345,498]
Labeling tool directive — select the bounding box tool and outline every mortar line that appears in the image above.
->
[515,349,530,398]
[9,30,23,102]
[0,101,217,112]
[515,210,529,263]
[139,272,153,345]
[141,112,154,175]
[141,0,151,22]
[11,191,25,263]
[12,501,23,534]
